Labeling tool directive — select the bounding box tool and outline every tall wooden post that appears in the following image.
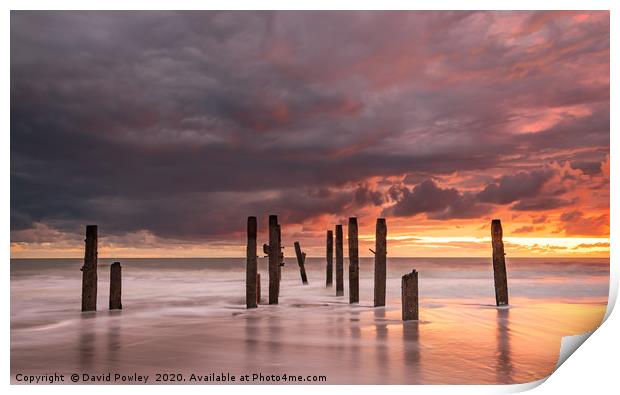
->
[81,225,98,312]
[246,216,258,309]
[268,215,280,305]
[294,241,309,285]
[109,262,122,310]
[374,218,387,307]
[348,217,359,304]
[402,270,418,321]
[335,225,344,296]
[277,224,283,293]
[256,273,261,304]
[326,230,333,287]
[491,219,509,306]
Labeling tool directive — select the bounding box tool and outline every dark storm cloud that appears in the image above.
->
[385,181,460,217]
[10,11,609,242]
[570,160,602,175]
[354,184,384,207]
[382,180,491,219]
[512,197,575,211]
[477,170,554,205]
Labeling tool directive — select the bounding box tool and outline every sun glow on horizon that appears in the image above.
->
[10,235,610,259]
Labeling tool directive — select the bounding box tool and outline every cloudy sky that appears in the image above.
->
[11,11,609,258]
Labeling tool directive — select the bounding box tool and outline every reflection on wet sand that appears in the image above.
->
[266,314,282,367]
[496,308,513,383]
[79,313,96,370]
[107,312,122,365]
[349,310,361,369]
[244,313,260,369]
[403,320,421,382]
[374,308,389,382]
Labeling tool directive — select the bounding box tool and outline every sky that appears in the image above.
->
[10,11,610,258]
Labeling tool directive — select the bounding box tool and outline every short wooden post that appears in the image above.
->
[268,215,280,305]
[81,225,98,312]
[335,225,344,296]
[374,218,387,307]
[109,262,122,310]
[293,241,309,285]
[326,230,333,287]
[491,219,509,306]
[348,217,359,304]
[402,270,419,321]
[256,273,261,304]
[246,216,258,309]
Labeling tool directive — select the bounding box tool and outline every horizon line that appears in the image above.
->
[9,255,610,260]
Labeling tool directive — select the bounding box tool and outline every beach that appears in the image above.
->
[10,257,608,384]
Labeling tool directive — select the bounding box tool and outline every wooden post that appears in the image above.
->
[402,270,418,321]
[326,230,333,287]
[374,218,387,307]
[81,225,98,312]
[335,225,344,296]
[269,215,280,305]
[256,273,261,304]
[246,216,258,309]
[348,217,359,304]
[491,219,509,306]
[109,262,122,310]
[294,241,309,285]
[277,224,284,299]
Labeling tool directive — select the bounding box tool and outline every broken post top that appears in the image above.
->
[491,219,503,237]
[327,230,333,237]
[294,241,305,258]
[85,225,97,239]
[348,218,358,239]
[269,215,278,226]
[247,216,257,235]
[403,269,418,278]
[375,218,387,254]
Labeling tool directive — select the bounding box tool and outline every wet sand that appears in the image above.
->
[11,257,608,384]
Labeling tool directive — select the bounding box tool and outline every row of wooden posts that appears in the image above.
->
[80,218,509,321]
[244,216,509,321]
[246,216,385,302]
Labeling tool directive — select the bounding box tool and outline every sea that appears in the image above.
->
[10,257,609,384]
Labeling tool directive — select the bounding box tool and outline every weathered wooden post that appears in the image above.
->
[109,262,122,310]
[402,270,419,321]
[81,225,98,312]
[256,273,261,304]
[246,216,258,309]
[277,224,285,301]
[491,219,509,306]
[277,224,284,284]
[326,230,333,287]
[335,225,344,296]
[293,241,309,285]
[374,218,387,307]
[269,215,280,305]
[348,217,359,304]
